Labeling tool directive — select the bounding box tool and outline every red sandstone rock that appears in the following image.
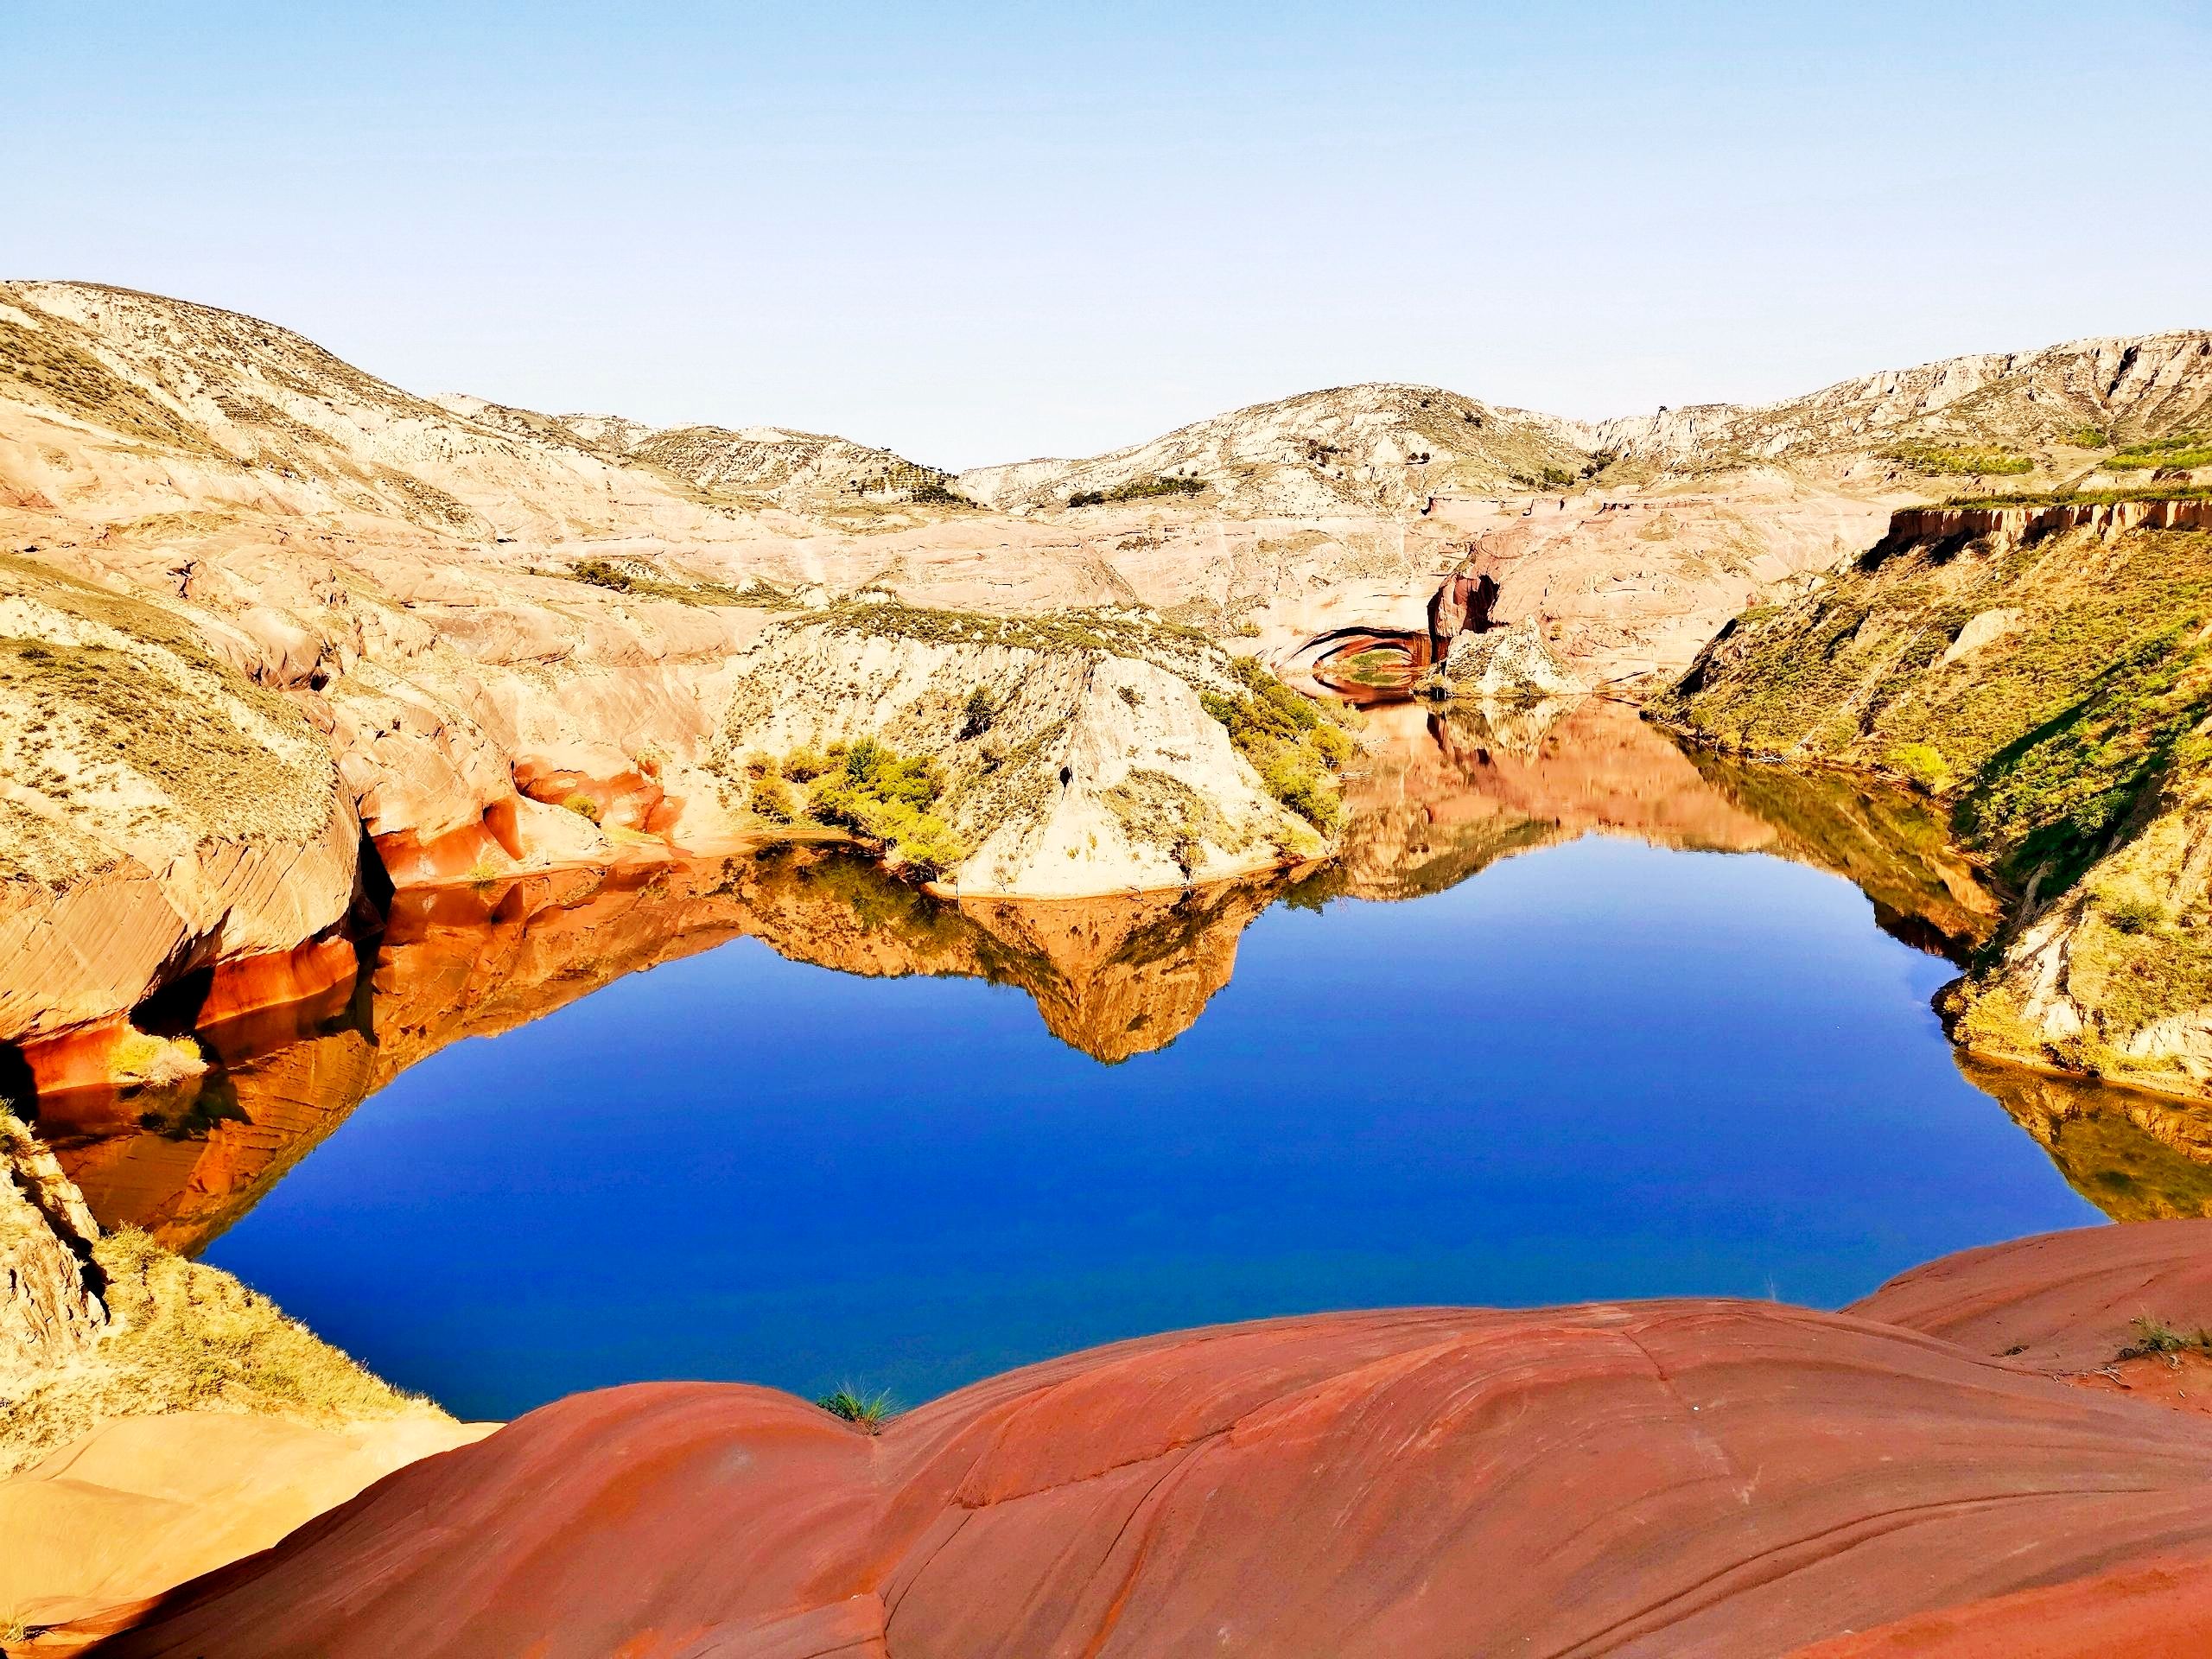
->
[190,936,359,1032]
[1849,1217,2212,1373]
[87,1294,2212,1657]
[1784,1553,2212,1658]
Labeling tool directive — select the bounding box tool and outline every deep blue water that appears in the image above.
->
[203,836,2101,1421]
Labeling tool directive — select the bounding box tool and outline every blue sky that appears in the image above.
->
[9,2,2209,467]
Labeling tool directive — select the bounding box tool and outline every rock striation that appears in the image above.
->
[0,553,358,1070]
[78,1221,2212,1658]
[0,1109,105,1377]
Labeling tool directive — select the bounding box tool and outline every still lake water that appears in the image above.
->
[194,829,2101,1421]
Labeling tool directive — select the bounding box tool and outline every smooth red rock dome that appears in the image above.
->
[89,1234,2212,1656]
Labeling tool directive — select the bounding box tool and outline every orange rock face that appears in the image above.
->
[88,1224,2212,1658]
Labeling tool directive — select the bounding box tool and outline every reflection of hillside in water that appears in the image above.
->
[35,853,1281,1250]
[1959,1055,2212,1222]
[35,698,2192,1248]
[1313,698,2001,960]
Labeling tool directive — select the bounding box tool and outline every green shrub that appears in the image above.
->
[2102,892,2167,935]
[959,685,998,739]
[806,738,965,876]
[750,775,796,823]
[782,746,830,782]
[2117,1315,2212,1362]
[1885,741,1953,791]
[908,480,974,507]
[1882,442,2034,477]
[560,792,601,823]
[1200,657,1356,830]
[817,1386,897,1433]
[108,1030,202,1085]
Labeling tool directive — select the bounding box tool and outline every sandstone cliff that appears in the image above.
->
[1656,497,2212,1102]
[0,1109,105,1378]
[0,552,356,1063]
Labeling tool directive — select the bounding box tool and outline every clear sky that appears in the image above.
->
[9,2,2209,468]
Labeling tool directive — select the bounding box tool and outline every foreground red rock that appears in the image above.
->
[1849,1215,2212,1372]
[1787,1554,2212,1659]
[86,1227,2212,1657]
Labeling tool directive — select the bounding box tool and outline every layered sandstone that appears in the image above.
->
[0,553,357,1059]
[0,1111,105,1376]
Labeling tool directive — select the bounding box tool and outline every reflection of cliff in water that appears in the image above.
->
[1306,698,2001,960]
[1960,1054,2212,1222]
[34,853,1280,1250]
[35,699,2021,1252]
[1683,748,2002,958]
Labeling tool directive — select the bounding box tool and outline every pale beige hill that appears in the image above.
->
[0,282,724,543]
[435,396,964,513]
[1596,332,2212,489]
[0,552,356,1052]
[957,383,1596,518]
[590,419,960,512]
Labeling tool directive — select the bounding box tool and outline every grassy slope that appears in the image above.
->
[0,1230,442,1478]
[1654,519,2212,1096]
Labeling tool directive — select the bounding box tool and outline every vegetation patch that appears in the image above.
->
[2108,432,2212,473]
[567,557,788,607]
[0,311,218,454]
[1938,483,2212,511]
[0,1228,438,1478]
[1664,522,2212,1069]
[817,1385,897,1432]
[806,599,1213,670]
[1200,657,1356,830]
[1067,474,1206,509]
[0,555,337,886]
[1101,768,1237,874]
[2117,1315,2212,1363]
[1882,441,2033,477]
[751,739,965,875]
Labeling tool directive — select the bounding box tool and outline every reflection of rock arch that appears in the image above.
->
[1288,542,1507,698]
[1287,626,1433,698]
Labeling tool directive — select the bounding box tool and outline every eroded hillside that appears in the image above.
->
[957,383,1595,516]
